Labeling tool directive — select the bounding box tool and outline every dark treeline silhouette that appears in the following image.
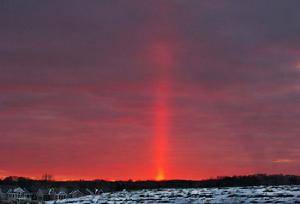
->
[1,174,300,192]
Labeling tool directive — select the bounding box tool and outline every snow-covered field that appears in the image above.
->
[47,185,300,203]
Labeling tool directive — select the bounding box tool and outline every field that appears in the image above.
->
[47,185,300,203]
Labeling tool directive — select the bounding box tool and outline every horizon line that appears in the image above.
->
[1,173,300,182]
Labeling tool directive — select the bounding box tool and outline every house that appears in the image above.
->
[69,188,95,198]
[37,187,69,201]
[54,188,69,200]
[36,188,52,201]
[6,187,32,201]
[69,189,85,198]
[95,188,103,194]
[0,187,8,200]
[0,186,97,202]
[48,187,56,200]
[84,188,94,195]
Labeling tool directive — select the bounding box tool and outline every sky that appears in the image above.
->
[0,0,300,181]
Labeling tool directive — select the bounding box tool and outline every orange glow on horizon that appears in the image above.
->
[155,169,165,181]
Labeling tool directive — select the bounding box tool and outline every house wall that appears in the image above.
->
[7,193,32,200]
[0,192,6,200]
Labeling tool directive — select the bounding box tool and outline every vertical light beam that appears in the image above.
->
[152,42,173,180]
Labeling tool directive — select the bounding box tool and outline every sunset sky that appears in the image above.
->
[1,1,300,180]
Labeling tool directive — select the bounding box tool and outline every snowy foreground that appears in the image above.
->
[47,185,300,204]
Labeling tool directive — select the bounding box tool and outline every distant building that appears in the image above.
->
[0,187,8,200]
[69,189,85,198]
[0,185,98,202]
[95,188,103,195]
[36,188,52,201]
[55,189,68,200]
[6,187,32,201]
[85,188,94,195]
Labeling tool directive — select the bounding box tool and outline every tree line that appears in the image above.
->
[1,174,300,192]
